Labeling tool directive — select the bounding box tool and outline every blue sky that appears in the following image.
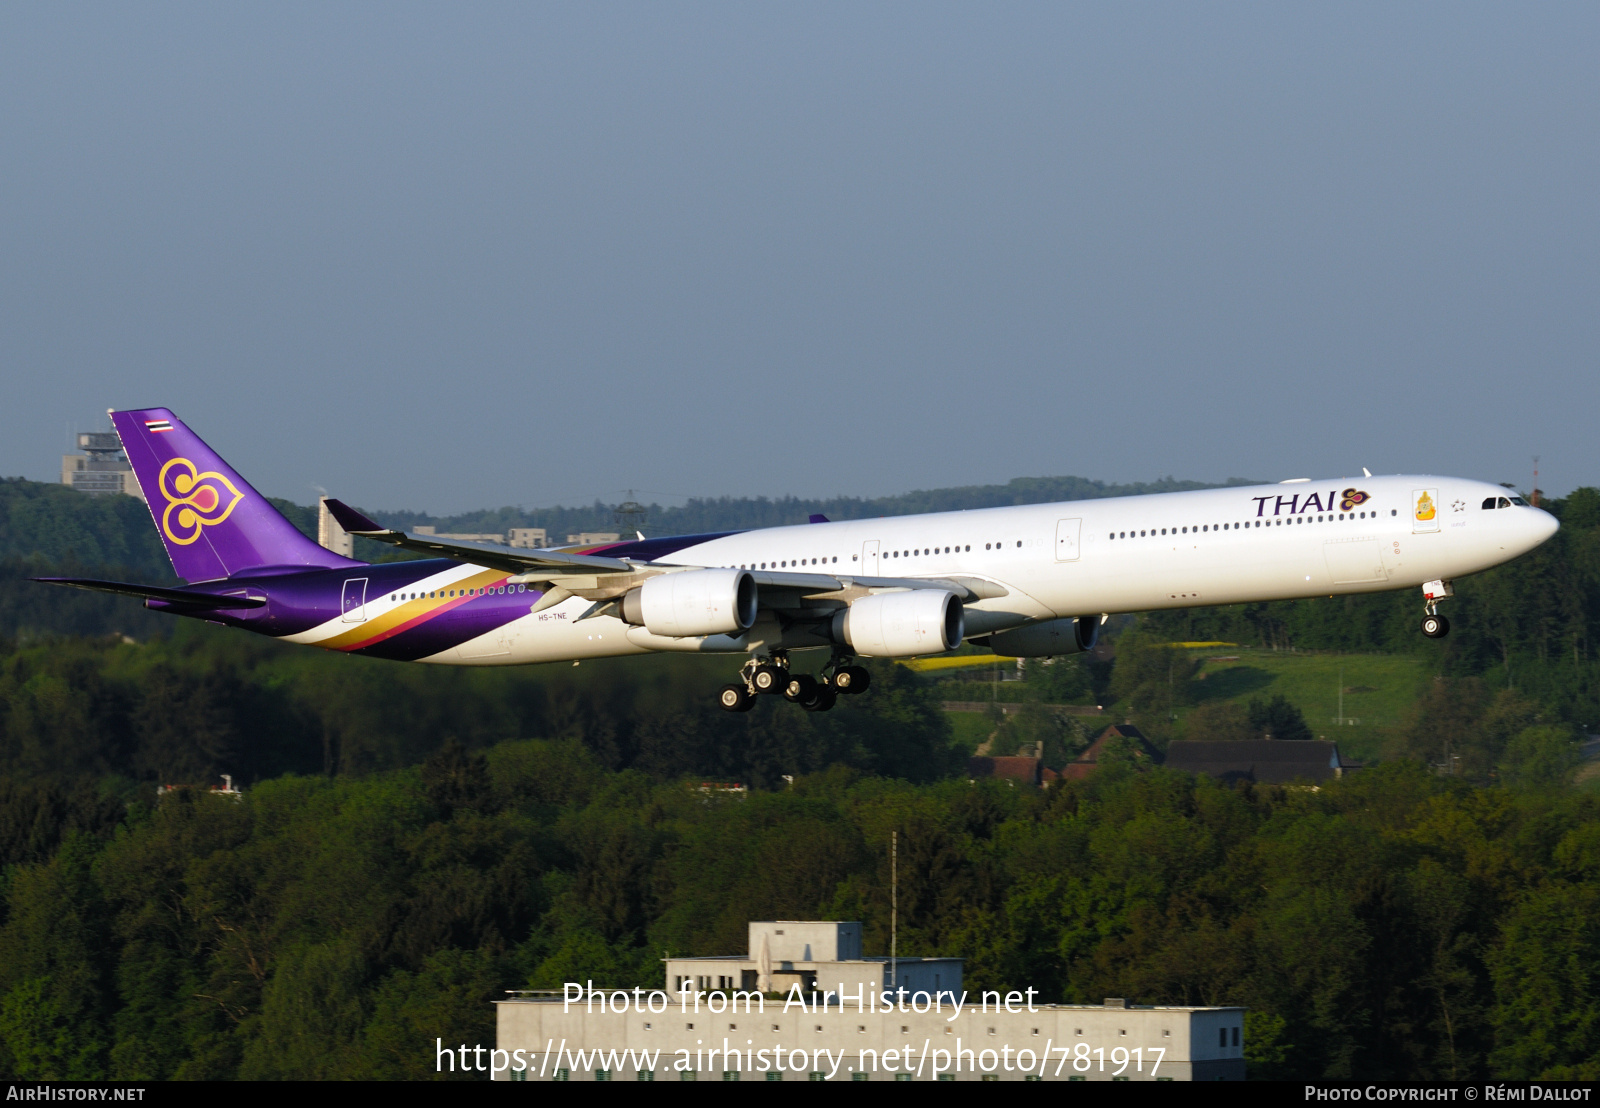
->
[4,4,1596,513]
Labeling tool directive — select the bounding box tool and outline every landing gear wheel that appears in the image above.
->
[802,688,838,712]
[1421,614,1450,639]
[751,665,787,694]
[832,665,870,695]
[718,684,755,712]
[783,674,819,703]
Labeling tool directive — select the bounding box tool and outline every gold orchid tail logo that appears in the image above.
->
[158,458,245,545]
[1339,488,1370,512]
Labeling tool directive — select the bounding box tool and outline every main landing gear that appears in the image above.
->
[1420,579,1454,639]
[717,650,872,713]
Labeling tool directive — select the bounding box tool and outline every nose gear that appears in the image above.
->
[1420,579,1454,638]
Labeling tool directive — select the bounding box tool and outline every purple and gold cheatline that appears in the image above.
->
[34,407,1562,703]
[38,408,742,665]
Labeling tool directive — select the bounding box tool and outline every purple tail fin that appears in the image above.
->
[111,408,363,582]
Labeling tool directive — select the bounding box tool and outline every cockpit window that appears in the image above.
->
[1482,497,1498,510]
[1509,496,1527,506]
[1498,497,1512,508]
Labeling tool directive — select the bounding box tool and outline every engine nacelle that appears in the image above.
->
[981,616,1099,658]
[831,590,963,657]
[621,568,758,638]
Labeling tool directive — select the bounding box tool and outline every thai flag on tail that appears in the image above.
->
[144,419,174,433]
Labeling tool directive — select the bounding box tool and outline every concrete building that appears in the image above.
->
[566,531,621,545]
[494,994,1245,1082]
[492,920,1246,1081]
[61,431,142,500]
[508,528,548,548]
[412,525,507,542]
[317,498,354,558]
[665,921,959,1004]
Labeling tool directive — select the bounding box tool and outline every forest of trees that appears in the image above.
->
[2,474,1600,1080]
[4,746,1599,1080]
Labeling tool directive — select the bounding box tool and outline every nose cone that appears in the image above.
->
[1527,507,1560,550]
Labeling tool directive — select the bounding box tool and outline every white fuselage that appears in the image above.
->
[291,475,1559,665]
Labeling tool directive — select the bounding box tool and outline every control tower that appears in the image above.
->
[62,431,143,500]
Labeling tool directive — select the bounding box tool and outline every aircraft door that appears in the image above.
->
[341,578,368,622]
[861,540,880,576]
[1055,518,1082,562]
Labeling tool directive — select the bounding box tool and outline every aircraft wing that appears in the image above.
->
[748,571,1008,602]
[32,577,267,609]
[322,499,633,575]
[325,499,1006,606]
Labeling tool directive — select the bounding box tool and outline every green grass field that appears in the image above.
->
[947,711,997,755]
[1177,648,1429,762]
[933,648,1430,765]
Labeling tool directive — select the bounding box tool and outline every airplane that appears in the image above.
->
[37,408,1559,713]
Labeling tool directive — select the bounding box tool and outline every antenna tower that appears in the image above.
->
[613,489,647,530]
[890,830,898,993]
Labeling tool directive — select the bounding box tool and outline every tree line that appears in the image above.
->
[2,749,1598,1080]
[3,476,1599,1080]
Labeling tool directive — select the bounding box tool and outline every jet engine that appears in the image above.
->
[979,616,1098,658]
[621,568,758,637]
[831,589,964,657]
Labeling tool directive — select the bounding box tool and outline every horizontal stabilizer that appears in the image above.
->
[320,499,634,576]
[32,577,266,609]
